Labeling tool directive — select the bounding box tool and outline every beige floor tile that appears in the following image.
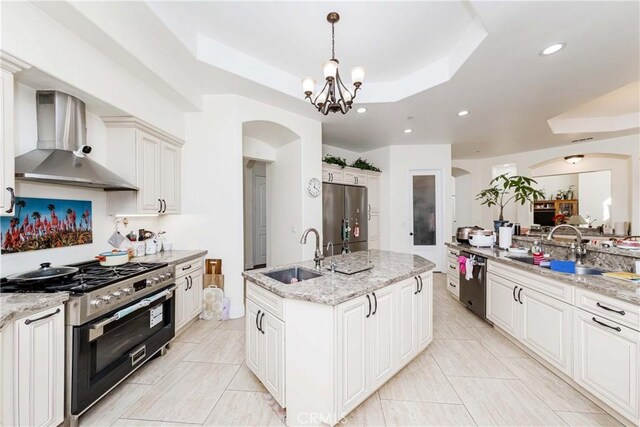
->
[183,329,245,364]
[379,354,460,404]
[216,317,245,331]
[123,361,239,424]
[429,338,516,379]
[203,390,284,426]
[174,318,221,343]
[469,326,527,358]
[113,420,201,427]
[341,392,386,427]
[127,342,197,385]
[556,411,624,427]
[449,376,566,426]
[499,357,603,413]
[433,317,477,339]
[227,362,266,392]
[381,400,476,426]
[80,383,152,427]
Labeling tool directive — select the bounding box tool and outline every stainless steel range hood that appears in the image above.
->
[15,91,138,191]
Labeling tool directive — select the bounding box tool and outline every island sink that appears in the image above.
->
[262,266,322,284]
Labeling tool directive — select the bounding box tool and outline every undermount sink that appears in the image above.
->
[262,266,322,284]
[505,256,604,275]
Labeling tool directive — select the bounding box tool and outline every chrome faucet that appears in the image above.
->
[547,224,587,265]
[300,228,324,270]
[326,242,336,273]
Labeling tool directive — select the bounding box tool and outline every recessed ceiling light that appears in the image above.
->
[403,128,413,134]
[564,154,584,164]
[356,107,367,114]
[457,110,469,117]
[540,43,566,56]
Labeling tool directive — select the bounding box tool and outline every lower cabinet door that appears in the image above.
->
[573,308,639,422]
[175,276,188,330]
[245,299,263,376]
[16,305,64,427]
[369,286,395,389]
[417,273,433,350]
[262,313,285,407]
[187,274,203,321]
[337,296,369,416]
[519,286,573,375]
[486,273,518,337]
[396,277,418,367]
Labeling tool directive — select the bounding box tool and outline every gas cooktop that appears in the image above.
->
[0,260,168,294]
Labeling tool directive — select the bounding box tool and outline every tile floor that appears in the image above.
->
[79,274,623,427]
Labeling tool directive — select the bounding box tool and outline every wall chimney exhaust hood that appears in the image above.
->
[14,91,138,191]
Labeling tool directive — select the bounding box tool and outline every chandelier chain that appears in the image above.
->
[331,22,335,60]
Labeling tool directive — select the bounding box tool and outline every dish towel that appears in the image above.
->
[465,256,475,281]
[458,256,467,275]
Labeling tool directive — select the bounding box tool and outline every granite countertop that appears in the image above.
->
[446,242,639,304]
[0,293,69,331]
[133,250,208,266]
[242,249,435,306]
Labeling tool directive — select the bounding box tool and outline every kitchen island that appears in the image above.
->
[242,250,435,426]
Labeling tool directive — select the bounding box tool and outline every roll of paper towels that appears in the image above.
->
[499,226,513,249]
[614,221,629,236]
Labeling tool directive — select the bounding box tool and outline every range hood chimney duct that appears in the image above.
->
[14,91,138,191]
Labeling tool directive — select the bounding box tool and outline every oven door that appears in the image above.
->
[71,285,176,415]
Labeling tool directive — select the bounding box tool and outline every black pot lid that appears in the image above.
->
[7,262,79,282]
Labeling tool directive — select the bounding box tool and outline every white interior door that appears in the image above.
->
[253,175,267,266]
[409,170,444,270]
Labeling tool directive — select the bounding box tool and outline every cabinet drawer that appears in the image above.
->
[247,282,284,320]
[175,257,204,278]
[575,288,639,332]
[488,261,574,304]
[446,275,459,298]
[446,247,460,258]
[446,259,458,276]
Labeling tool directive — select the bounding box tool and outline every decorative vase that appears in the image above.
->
[494,219,509,233]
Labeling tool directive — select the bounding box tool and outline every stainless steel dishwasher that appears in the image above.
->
[459,252,487,320]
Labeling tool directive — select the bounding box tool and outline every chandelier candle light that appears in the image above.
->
[302,12,365,115]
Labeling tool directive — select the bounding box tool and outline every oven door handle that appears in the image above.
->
[89,285,177,341]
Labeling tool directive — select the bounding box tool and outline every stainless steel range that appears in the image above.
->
[1,261,177,426]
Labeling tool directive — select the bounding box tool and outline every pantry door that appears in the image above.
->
[409,170,444,271]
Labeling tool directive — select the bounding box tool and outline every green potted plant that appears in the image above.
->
[476,174,545,231]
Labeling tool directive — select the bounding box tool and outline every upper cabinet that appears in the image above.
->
[103,117,183,215]
[0,52,31,217]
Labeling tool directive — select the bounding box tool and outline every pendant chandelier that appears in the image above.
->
[302,12,365,115]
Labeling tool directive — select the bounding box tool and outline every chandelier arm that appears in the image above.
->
[336,72,355,103]
[312,79,331,106]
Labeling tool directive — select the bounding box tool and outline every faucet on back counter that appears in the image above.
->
[546,224,588,265]
[300,228,324,270]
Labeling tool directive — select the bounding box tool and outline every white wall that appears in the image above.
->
[160,95,322,318]
[2,1,185,138]
[453,134,640,234]
[454,173,473,230]
[1,84,158,276]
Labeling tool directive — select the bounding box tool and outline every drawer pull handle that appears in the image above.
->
[596,302,625,316]
[592,317,621,332]
[517,287,523,304]
[256,310,261,331]
[25,308,60,325]
[366,294,372,318]
[372,292,378,315]
[259,312,265,334]
[181,265,192,271]
[512,286,518,302]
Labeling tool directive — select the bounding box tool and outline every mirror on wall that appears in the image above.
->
[533,170,612,227]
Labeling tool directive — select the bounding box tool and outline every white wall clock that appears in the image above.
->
[306,178,321,197]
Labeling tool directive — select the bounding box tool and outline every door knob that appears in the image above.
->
[409,232,414,236]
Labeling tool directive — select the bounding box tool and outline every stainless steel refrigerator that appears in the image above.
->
[323,183,368,256]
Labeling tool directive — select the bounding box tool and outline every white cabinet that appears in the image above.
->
[104,117,183,215]
[246,297,285,407]
[0,53,30,217]
[322,164,344,183]
[519,287,573,375]
[10,305,65,427]
[174,257,204,332]
[417,273,433,350]
[344,170,367,186]
[366,174,380,213]
[446,247,460,298]
[573,308,639,423]
[486,273,519,336]
[487,272,572,375]
[368,285,395,390]
[396,277,418,367]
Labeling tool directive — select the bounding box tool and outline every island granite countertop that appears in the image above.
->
[447,242,639,305]
[242,249,435,306]
[0,292,69,331]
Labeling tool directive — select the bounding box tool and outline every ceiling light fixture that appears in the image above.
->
[356,107,367,114]
[457,110,469,117]
[403,128,413,134]
[302,12,365,115]
[564,155,584,164]
[540,43,566,56]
